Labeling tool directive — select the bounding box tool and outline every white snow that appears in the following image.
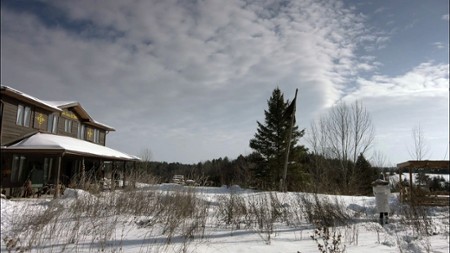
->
[1,185,448,253]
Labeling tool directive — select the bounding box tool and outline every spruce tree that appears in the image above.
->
[249,88,306,190]
[353,153,378,195]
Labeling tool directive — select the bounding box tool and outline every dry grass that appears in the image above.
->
[3,183,447,253]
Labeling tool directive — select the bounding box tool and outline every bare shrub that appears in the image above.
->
[247,193,277,244]
[297,193,352,227]
[216,192,248,230]
[398,203,433,237]
[310,226,346,253]
[133,187,210,252]
[214,191,290,244]
[343,224,359,246]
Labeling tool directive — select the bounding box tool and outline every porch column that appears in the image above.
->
[111,161,115,190]
[409,167,413,205]
[134,161,137,188]
[54,155,62,198]
[399,169,403,201]
[81,158,85,189]
[122,161,126,189]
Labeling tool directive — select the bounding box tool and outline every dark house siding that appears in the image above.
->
[0,96,42,145]
[99,131,106,146]
[33,108,49,132]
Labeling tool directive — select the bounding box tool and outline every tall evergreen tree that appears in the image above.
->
[353,153,378,195]
[249,88,306,190]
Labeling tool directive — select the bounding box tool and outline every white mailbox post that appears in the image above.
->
[372,179,390,225]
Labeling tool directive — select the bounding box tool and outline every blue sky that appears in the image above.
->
[1,0,448,165]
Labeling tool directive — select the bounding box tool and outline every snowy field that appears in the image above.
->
[1,184,449,253]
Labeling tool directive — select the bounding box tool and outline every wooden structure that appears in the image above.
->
[397,160,449,206]
[1,85,139,198]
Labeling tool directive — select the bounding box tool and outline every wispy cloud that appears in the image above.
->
[2,1,376,87]
[432,42,447,50]
[344,62,449,101]
[442,14,449,21]
[0,0,395,162]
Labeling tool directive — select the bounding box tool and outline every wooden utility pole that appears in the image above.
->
[281,89,298,192]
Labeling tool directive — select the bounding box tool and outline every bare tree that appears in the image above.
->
[370,150,389,179]
[307,101,375,193]
[133,148,156,185]
[351,101,375,164]
[408,124,430,161]
[139,148,153,162]
[370,150,387,168]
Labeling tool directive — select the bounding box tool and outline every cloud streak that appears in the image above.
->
[345,62,449,100]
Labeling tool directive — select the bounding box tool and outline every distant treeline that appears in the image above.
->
[136,152,397,194]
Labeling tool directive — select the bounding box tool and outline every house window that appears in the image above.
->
[75,122,79,137]
[43,158,53,183]
[78,124,85,139]
[11,155,26,183]
[48,114,58,133]
[16,104,31,127]
[94,129,100,143]
[64,119,72,133]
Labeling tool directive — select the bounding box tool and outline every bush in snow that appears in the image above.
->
[310,226,346,253]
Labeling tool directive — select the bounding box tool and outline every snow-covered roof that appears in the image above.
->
[41,100,115,131]
[3,133,139,161]
[1,85,115,131]
[1,86,62,112]
[41,100,79,108]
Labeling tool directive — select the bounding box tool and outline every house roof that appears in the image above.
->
[1,86,62,112]
[41,100,115,131]
[1,85,115,131]
[2,132,139,161]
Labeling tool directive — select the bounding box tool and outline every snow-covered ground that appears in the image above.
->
[1,184,449,253]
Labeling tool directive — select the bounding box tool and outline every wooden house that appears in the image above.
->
[1,85,139,197]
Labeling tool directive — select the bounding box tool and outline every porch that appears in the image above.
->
[1,133,140,198]
[397,160,449,206]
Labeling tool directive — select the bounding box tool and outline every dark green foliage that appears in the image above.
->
[415,172,431,186]
[303,153,353,194]
[303,152,380,195]
[249,88,307,190]
[352,153,378,195]
[429,176,447,192]
[138,153,266,188]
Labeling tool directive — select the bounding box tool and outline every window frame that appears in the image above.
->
[64,118,72,133]
[47,114,59,133]
[11,155,26,183]
[16,104,32,127]
[78,124,86,140]
[94,129,100,143]
[43,157,53,183]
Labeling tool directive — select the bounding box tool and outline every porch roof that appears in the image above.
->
[397,160,449,170]
[1,133,140,161]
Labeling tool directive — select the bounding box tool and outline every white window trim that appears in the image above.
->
[64,119,72,133]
